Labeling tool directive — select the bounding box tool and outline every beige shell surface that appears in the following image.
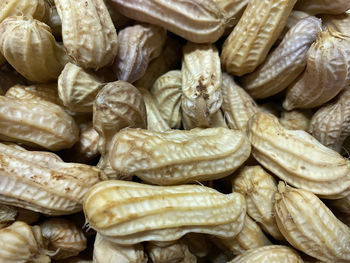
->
[213,0,249,28]
[246,112,350,198]
[54,0,118,69]
[275,182,350,262]
[182,42,222,127]
[40,218,87,259]
[228,245,303,263]
[109,127,251,185]
[150,70,182,129]
[283,29,350,110]
[309,87,350,152]
[108,0,225,43]
[84,180,246,245]
[232,165,283,240]
[280,109,312,131]
[221,0,297,76]
[0,204,17,229]
[0,142,105,215]
[241,16,321,99]
[113,24,166,83]
[322,12,350,36]
[0,16,68,83]
[221,73,259,131]
[294,0,350,15]
[58,63,104,113]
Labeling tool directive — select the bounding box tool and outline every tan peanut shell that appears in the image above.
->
[309,87,350,153]
[232,165,283,240]
[275,182,350,262]
[0,221,51,263]
[241,16,321,99]
[216,215,271,255]
[0,205,17,229]
[84,180,246,245]
[109,127,251,185]
[139,87,170,132]
[213,0,249,28]
[294,0,350,15]
[0,0,50,23]
[113,24,166,83]
[228,245,303,263]
[221,73,259,131]
[221,0,297,76]
[283,29,350,110]
[278,11,311,42]
[247,112,350,198]
[150,70,182,129]
[280,109,312,131]
[0,95,79,151]
[0,16,68,83]
[40,218,87,259]
[54,0,118,69]
[182,42,222,127]
[0,142,105,215]
[146,240,197,263]
[58,63,104,113]
[322,12,350,36]
[108,0,226,43]
[93,233,148,263]
[182,106,228,130]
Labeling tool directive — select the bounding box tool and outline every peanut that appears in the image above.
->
[294,0,350,15]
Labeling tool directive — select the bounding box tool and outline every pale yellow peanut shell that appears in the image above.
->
[108,0,226,43]
[150,70,182,129]
[109,127,251,185]
[213,0,249,28]
[275,182,350,262]
[182,42,222,127]
[139,87,170,132]
[0,221,51,263]
[309,87,350,152]
[232,165,283,240]
[221,0,297,76]
[54,0,118,69]
[0,142,106,215]
[241,16,322,99]
[0,15,68,83]
[58,62,104,113]
[84,180,246,245]
[0,95,78,151]
[247,112,350,198]
[221,72,259,131]
[40,218,87,259]
[294,0,350,15]
[280,109,312,131]
[113,23,166,83]
[283,29,350,110]
[322,12,350,36]
[0,204,17,229]
[228,245,303,263]
[0,0,50,23]
[277,11,311,43]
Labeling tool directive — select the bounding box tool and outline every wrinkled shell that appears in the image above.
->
[275,182,350,262]
[232,165,283,240]
[241,16,321,99]
[280,109,312,131]
[322,12,350,36]
[0,16,68,83]
[221,73,259,130]
[109,127,251,185]
[228,245,303,263]
[294,0,350,15]
[182,42,222,127]
[221,0,297,76]
[182,106,228,130]
[283,29,350,110]
[0,142,105,215]
[309,87,350,152]
[84,180,246,244]
[113,24,166,83]
[0,221,51,263]
[213,0,249,28]
[54,0,118,69]
[150,70,182,129]
[0,205,17,229]
[58,63,104,112]
[109,0,226,43]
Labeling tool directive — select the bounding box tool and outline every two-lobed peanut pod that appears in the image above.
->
[109,127,251,185]
[275,182,350,262]
[247,112,350,199]
[84,180,246,245]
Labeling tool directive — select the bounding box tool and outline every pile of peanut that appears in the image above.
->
[0,0,349,262]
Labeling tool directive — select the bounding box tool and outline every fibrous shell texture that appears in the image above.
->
[294,0,350,15]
